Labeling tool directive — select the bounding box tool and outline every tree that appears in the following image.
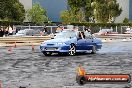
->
[67,0,93,21]
[27,3,49,24]
[92,0,122,23]
[60,10,85,24]
[123,18,129,23]
[0,0,25,21]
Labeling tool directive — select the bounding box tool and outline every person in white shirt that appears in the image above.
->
[8,26,13,35]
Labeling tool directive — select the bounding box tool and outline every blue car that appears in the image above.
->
[40,30,102,56]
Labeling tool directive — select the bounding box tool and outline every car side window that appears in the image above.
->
[78,32,85,39]
[84,31,93,39]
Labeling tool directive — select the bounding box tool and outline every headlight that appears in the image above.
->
[41,42,46,45]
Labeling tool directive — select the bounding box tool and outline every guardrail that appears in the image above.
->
[95,34,132,39]
[0,36,52,46]
[0,34,132,46]
[95,34,132,43]
[0,36,51,43]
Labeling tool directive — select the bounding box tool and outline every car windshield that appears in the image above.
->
[54,30,77,38]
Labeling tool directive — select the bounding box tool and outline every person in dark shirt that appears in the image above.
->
[1,29,4,37]
[84,27,91,34]
[43,26,48,35]
[4,28,9,36]
[0,29,4,37]
[0,26,1,37]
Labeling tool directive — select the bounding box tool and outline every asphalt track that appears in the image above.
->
[0,41,132,88]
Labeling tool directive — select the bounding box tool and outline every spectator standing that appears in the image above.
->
[40,31,43,36]
[1,29,4,37]
[4,27,9,36]
[0,29,2,37]
[43,26,48,35]
[8,26,13,35]
[0,29,4,37]
[56,25,62,33]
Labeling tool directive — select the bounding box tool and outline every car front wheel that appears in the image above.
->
[68,44,76,56]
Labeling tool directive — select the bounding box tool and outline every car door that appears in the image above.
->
[84,32,94,50]
[76,32,87,51]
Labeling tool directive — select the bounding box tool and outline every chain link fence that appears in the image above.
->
[13,25,129,36]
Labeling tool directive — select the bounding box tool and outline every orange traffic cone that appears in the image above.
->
[8,47,12,52]
[77,65,86,76]
[32,44,35,52]
[0,81,2,88]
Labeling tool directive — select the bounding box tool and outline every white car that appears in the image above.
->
[124,28,132,34]
[14,29,39,36]
[124,30,132,34]
[94,29,118,35]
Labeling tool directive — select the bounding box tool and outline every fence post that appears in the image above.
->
[121,26,122,34]
[83,26,85,31]
[51,26,53,34]
[116,26,117,32]
[29,24,31,29]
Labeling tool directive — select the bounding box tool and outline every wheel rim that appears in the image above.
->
[69,45,76,55]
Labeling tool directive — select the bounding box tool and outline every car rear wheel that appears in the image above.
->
[91,45,96,54]
[68,44,76,56]
[43,52,52,56]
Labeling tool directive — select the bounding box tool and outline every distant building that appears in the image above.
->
[19,0,32,10]
[19,0,32,22]
[19,0,132,23]
[115,0,129,23]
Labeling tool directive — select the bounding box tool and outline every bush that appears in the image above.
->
[0,20,21,26]
[123,18,129,23]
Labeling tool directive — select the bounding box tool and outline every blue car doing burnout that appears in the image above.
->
[40,30,102,56]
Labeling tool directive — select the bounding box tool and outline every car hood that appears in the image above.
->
[45,38,72,44]
[45,38,70,43]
